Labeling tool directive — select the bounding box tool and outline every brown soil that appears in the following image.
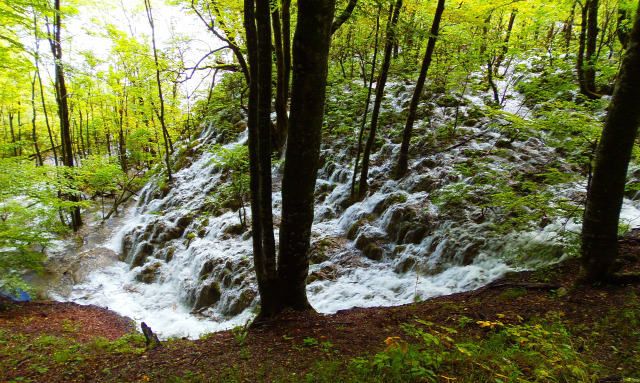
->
[1,244,639,382]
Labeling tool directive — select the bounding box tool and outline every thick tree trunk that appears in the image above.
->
[255,0,279,319]
[244,0,265,311]
[278,0,336,311]
[579,3,640,284]
[393,0,445,180]
[358,0,402,199]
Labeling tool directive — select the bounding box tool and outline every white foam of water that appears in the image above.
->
[309,254,511,313]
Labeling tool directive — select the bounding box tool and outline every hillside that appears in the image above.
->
[2,250,639,382]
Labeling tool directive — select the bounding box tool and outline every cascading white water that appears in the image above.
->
[49,60,640,339]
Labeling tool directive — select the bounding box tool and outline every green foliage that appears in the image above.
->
[0,158,78,296]
[348,315,597,382]
[206,144,250,227]
[193,72,246,143]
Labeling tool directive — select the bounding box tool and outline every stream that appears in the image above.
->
[39,66,640,340]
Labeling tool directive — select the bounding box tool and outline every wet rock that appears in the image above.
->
[131,242,154,268]
[382,206,418,241]
[193,281,221,311]
[363,243,383,261]
[495,139,513,149]
[355,232,384,261]
[373,193,408,215]
[160,225,185,242]
[394,257,416,273]
[136,262,163,284]
[224,223,246,236]
[402,224,430,244]
[176,214,194,229]
[458,240,485,266]
[67,248,120,284]
[346,215,375,240]
[407,175,437,193]
[222,289,256,316]
[122,234,135,258]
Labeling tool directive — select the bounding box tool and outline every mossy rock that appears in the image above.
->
[135,262,163,284]
[176,214,194,229]
[165,247,175,263]
[392,245,406,258]
[394,257,416,274]
[467,106,486,119]
[436,94,466,108]
[362,243,383,261]
[409,176,437,193]
[495,139,513,149]
[223,289,256,316]
[403,224,430,244]
[131,242,154,268]
[373,193,408,215]
[193,281,221,311]
[160,226,185,242]
[224,223,246,236]
[346,214,375,240]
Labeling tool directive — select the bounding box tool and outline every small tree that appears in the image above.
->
[0,159,70,296]
[209,145,250,228]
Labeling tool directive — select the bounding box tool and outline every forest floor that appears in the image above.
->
[2,238,640,383]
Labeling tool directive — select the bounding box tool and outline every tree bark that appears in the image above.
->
[278,0,336,312]
[585,0,599,93]
[272,2,289,153]
[254,0,279,319]
[577,1,600,99]
[358,0,402,199]
[393,0,445,180]
[579,2,640,284]
[350,5,381,199]
[144,0,173,182]
[48,0,81,231]
[331,0,358,34]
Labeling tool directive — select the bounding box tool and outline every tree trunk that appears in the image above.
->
[358,0,402,199]
[272,3,289,153]
[251,0,279,320]
[282,0,291,104]
[30,73,43,166]
[585,0,599,93]
[579,2,640,284]
[243,0,263,304]
[278,0,336,311]
[350,5,381,199]
[577,1,600,99]
[332,0,358,34]
[584,0,599,94]
[494,9,517,73]
[144,0,173,182]
[393,0,445,180]
[48,0,81,231]
[565,2,577,49]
